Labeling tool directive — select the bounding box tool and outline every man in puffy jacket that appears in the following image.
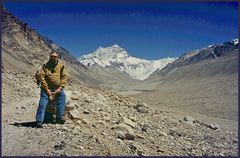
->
[36,51,68,128]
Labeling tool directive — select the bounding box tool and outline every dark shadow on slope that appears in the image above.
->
[11,113,56,128]
[11,121,37,128]
[11,120,56,128]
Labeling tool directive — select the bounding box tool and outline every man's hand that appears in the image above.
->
[55,87,61,94]
[46,89,52,96]
[49,92,56,101]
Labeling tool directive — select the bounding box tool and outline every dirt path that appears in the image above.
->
[2,97,40,156]
[2,97,38,122]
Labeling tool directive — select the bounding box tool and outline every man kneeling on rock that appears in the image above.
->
[36,51,68,128]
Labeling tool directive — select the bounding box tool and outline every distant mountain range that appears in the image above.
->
[147,39,238,81]
[78,45,176,80]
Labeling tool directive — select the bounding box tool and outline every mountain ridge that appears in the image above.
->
[1,7,101,86]
[78,45,176,80]
[146,39,238,81]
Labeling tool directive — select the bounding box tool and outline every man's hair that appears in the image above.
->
[50,51,59,57]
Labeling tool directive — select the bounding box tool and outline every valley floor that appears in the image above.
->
[129,75,238,133]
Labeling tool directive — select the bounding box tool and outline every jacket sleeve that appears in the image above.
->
[60,66,68,88]
[39,66,49,91]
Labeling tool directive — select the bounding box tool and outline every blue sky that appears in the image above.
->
[4,2,238,60]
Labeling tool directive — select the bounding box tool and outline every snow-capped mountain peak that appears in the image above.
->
[231,39,238,45]
[95,45,128,58]
[112,44,121,48]
[78,45,176,80]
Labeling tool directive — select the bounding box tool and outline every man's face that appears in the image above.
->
[50,52,58,64]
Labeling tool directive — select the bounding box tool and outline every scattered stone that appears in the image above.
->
[158,131,168,137]
[136,133,145,139]
[193,119,203,124]
[81,118,91,126]
[183,115,195,122]
[134,102,149,113]
[103,116,111,122]
[141,124,150,132]
[219,152,225,156]
[101,132,106,136]
[65,103,75,111]
[185,121,195,126]
[88,146,93,150]
[137,101,149,108]
[233,139,238,143]
[95,137,100,143]
[111,118,120,124]
[89,109,98,116]
[53,141,65,150]
[128,116,137,122]
[116,138,125,145]
[72,91,81,96]
[83,110,90,114]
[84,99,91,103]
[91,124,97,128]
[70,95,79,100]
[112,123,135,135]
[73,125,81,133]
[122,117,137,128]
[21,106,26,110]
[207,123,220,130]
[129,144,137,152]
[117,113,123,117]
[137,149,145,156]
[116,131,125,140]
[96,120,106,126]
[170,127,186,137]
[125,133,135,140]
[63,149,79,156]
[157,149,164,153]
[69,109,81,119]
[137,106,148,113]
[78,146,84,150]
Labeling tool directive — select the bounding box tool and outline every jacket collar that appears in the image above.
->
[47,60,58,68]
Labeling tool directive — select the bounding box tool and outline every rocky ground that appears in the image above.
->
[2,67,238,156]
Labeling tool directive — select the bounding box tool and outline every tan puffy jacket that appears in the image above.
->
[39,61,68,91]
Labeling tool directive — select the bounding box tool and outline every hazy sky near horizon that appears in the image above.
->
[4,2,238,59]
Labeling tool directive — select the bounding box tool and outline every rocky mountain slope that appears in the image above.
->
[2,7,99,85]
[147,39,238,81]
[78,44,176,80]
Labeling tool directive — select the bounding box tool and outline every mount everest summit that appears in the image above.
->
[78,44,176,80]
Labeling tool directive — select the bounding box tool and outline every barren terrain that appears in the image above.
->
[2,60,238,156]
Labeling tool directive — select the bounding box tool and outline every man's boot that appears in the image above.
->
[56,118,65,124]
[36,121,43,128]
